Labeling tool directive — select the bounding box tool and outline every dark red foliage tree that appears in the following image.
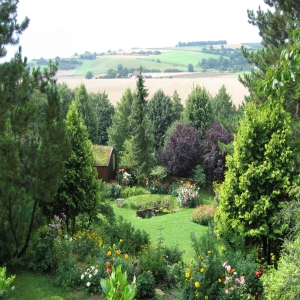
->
[203,122,233,183]
[160,124,202,177]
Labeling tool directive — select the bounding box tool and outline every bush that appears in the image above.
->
[177,186,200,208]
[80,265,103,295]
[107,181,122,199]
[121,186,149,198]
[190,204,217,225]
[149,182,170,194]
[101,216,149,254]
[136,271,156,299]
[0,267,15,297]
[163,244,184,265]
[72,230,103,262]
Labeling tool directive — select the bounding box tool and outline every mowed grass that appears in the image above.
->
[8,271,101,300]
[73,59,93,76]
[112,189,214,262]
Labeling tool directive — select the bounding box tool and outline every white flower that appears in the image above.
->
[86,282,91,287]
[94,269,98,275]
[81,274,84,280]
[89,274,92,278]
[69,237,72,242]
[91,266,95,270]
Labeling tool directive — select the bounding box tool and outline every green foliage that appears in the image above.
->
[107,181,122,199]
[193,165,206,187]
[190,204,217,226]
[100,265,137,300]
[149,182,170,195]
[129,68,154,184]
[162,244,184,265]
[183,85,213,133]
[120,186,149,198]
[85,71,93,79]
[136,271,156,299]
[262,235,300,299]
[138,237,168,281]
[54,102,100,234]
[0,267,15,297]
[148,89,180,151]
[101,216,149,254]
[215,100,294,261]
[150,166,168,181]
[108,88,134,156]
[80,265,103,295]
[187,63,194,72]
[90,91,114,145]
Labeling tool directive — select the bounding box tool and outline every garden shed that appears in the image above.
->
[92,145,117,182]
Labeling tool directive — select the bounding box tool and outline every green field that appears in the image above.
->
[143,50,221,68]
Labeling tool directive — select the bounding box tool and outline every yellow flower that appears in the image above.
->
[115,249,121,255]
[120,239,123,243]
[218,278,222,283]
[208,250,212,254]
[124,253,129,259]
[107,250,112,256]
[147,270,151,273]
[205,296,209,300]
[185,272,190,279]
[194,281,200,288]
[200,268,205,273]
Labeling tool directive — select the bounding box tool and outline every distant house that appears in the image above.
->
[131,70,145,79]
[92,145,117,182]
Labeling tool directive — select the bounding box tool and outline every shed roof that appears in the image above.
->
[92,145,113,165]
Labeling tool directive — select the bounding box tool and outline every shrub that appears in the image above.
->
[107,181,122,199]
[0,267,15,297]
[190,204,217,225]
[136,271,156,299]
[101,216,149,254]
[177,186,200,208]
[72,230,103,262]
[163,244,184,265]
[121,186,149,198]
[149,182,170,194]
[80,265,103,295]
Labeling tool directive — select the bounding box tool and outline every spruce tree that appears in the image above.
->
[54,102,100,234]
[129,68,154,185]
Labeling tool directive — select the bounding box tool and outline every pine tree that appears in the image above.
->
[0,1,69,261]
[108,88,134,156]
[54,102,100,234]
[171,90,184,121]
[239,0,300,118]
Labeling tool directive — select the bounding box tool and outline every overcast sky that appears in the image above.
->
[3,0,270,61]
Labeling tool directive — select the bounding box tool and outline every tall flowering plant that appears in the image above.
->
[177,186,200,208]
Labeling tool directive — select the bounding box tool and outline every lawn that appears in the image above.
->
[111,189,215,262]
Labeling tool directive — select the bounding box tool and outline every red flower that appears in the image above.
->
[106,268,112,274]
[106,262,111,268]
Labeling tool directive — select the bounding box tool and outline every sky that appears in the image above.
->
[3,0,271,61]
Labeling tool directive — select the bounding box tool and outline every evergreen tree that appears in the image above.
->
[183,85,213,133]
[54,102,100,234]
[108,88,134,156]
[129,68,154,184]
[148,89,179,151]
[215,100,294,262]
[57,82,75,118]
[0,1,69,262]
[90,91,114,145]
[75,83,97,143]
[239,0,300,118]
[171,90,184,121]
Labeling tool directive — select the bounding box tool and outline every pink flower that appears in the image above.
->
[231,287,235,291]
[225,289,229,294]
[223,262,227,267]
[226,265,232,272]
[235,278,240,283]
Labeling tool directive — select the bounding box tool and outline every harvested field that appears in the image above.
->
[56,72,249,107]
